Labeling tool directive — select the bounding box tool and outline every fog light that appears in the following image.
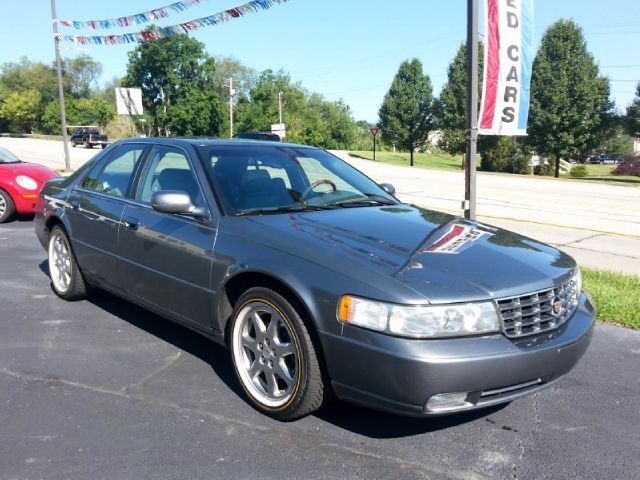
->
[426,392,472,412]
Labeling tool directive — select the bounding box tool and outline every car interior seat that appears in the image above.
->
[157,168,199,201]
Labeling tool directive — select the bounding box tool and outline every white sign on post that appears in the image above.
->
[271,123,286,139]
[115,87,144,116]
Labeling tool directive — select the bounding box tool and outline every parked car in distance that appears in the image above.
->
[34,138,595,420]
[0,146,58,223]
[70,127,108,149]
[588,155,617,165]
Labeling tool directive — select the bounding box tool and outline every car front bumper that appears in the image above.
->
[321,293,595,417]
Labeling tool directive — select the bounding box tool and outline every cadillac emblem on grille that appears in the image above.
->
[497,276,580,338]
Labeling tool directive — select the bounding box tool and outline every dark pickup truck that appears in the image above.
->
[70,128,108,149]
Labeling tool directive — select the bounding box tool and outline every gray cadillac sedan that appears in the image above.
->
[34,138,595,420]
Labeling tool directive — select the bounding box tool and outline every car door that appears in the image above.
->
[65,143,148,287]
[117,144,217,331]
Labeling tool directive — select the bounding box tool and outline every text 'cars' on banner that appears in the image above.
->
[478,0,534,136]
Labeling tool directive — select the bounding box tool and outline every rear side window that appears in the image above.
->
[82,144,145,198]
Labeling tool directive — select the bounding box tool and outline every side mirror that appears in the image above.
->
[379,183,396,196]
[151,190,209,221]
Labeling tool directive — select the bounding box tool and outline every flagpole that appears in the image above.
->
[465,0,479,220]
[50,0,71,172]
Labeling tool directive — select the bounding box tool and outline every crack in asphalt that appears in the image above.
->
[123,350,184,395]
[553,242,640,260]
[1,367,489,480]
[512,394,541,480]
[558,233,606,247]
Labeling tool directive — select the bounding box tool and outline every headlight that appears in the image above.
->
[573,268,582,295]
[338,295,500,338]
[16,175,38,190]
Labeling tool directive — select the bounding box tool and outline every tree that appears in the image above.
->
[236,69,302,134]
[42,97,116,133]
[435,43,484,155]
[122,30,223,136]
[528,20,611,177]
[626,82,640,136]
[63,55,103,98]
[480,137,531,174]
[378,59,434,166]
[0,57,59,104]
[0,90,42,133]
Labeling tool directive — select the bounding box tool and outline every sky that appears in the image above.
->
[1,0,639,122]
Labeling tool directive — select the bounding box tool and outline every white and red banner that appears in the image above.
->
[478,0,534,136]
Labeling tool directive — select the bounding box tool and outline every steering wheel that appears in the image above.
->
[300,179,337,200]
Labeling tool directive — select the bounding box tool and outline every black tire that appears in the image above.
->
[229,287,325,420]
[101,144,107,149]
[0,189,16,223]
[71,141,76,148]
[47,225,87,301]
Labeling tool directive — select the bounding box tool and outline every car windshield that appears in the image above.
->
[0,146,21,164]
[198,145,398,215]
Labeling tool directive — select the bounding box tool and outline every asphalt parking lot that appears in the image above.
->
[1,219,639,479]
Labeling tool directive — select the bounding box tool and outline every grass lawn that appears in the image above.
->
[350,150,465,171]
[583,267,640,330]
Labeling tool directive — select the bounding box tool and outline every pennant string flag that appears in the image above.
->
[58,0,205,30]
[57,0,289,45]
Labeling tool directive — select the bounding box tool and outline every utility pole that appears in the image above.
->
[278,91,283,124]
[50,0,71,171]
[464,0,479,220]
[223,78,236,138]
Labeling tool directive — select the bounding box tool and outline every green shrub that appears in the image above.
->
[480,136,531,174]
[570,165,588,177]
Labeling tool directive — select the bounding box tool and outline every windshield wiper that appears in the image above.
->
[330,196,397,208]
[235,204,336,216]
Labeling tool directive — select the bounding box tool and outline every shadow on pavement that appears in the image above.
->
[315,400,506,439]
[37,259,502,438]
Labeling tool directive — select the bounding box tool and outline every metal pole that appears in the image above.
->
[229,77,234,138]
[278,91,283,124]
[465,0,479,220]
[50,0,71,171]
[373,133,377,161]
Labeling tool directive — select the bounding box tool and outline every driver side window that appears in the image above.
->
[138,146,203,206]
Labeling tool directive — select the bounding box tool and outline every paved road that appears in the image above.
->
[1,137,639,274]
[1,221,639,479]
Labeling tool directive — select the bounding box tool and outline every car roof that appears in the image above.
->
[113,137,320,150]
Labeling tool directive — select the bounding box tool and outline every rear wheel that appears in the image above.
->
[229,287,325,420]
[0,189,16,223]
[48,226,87,301]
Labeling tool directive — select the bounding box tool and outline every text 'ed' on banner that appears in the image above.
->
[478,0,534,136]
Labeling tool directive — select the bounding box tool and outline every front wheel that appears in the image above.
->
[229,287,326,420]
[0,189,16,223]
[48,226,87,301]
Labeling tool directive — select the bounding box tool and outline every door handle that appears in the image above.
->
[124,216,140,231]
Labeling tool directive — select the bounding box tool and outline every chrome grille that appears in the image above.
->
[497,277,580,338]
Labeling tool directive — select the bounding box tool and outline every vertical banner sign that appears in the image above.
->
[478,0,534,135]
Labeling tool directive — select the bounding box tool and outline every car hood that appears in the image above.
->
[243,205,576,303]
[0,162,58,183]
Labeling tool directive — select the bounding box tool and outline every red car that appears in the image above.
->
[0,146,59,223]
